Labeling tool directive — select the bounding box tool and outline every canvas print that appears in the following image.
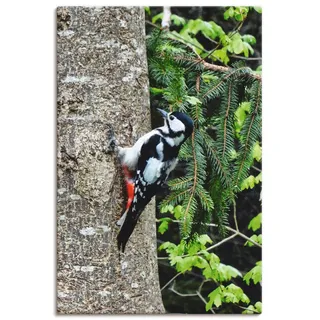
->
[57,6,262,314]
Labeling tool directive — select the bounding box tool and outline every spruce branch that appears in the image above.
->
[235,81,262,186]
[223,82,233,158]
[201,66,249,100]
[182,131,197,236]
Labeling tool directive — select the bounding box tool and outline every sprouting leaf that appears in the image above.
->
[152,12,163,24]
[144,7,150,15]
[171,14,186,26]
[241,175,255,190]
[243,42,254,56]
[248,213,262,231]
[255,301,262,313]
[253,142,262,161]
[243,261,262,285]
[244,234,262,247]
[160,204,174,213]
[207,287,222,309]
[253,6,262,14]
[224,7,234,20]
[150,87,164,95]
[158,241,176,252]
[235,102,251,132]
[242,304,257,314]
[242,34,256,45]
[186,96,202,105]
[255,172,262,184]
[229,33,244,54]
[198,234,213,246]
[212,47,229,64]
[174,205,183,219]
[201,73,218,83]
[175,256,198,273]
[220,264,242,279]
[158,218,172,234]
[234,6,249,21]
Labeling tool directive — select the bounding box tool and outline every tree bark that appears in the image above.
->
[57,6,165,314]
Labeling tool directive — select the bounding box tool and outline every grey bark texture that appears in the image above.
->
[57,6,165,314]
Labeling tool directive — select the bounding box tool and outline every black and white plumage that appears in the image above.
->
[116,108,194,252]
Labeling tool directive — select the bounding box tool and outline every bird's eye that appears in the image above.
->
[169,115,175,121]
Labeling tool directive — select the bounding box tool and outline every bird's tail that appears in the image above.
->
[117,212,138,252]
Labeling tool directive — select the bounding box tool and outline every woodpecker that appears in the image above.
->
[116,108,194,252]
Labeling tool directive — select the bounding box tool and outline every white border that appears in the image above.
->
[2,1,319,319]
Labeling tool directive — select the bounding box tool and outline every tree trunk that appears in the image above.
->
[57,6,165,314]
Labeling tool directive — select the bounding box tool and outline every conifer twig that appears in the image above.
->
[182,131,197,235]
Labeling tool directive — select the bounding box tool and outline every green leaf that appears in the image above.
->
[242,42,249,57]
[253,142,262,162]
[187,241,202,255]
[175,256,198,273]
[242,304,256,314]
[150,87,164,95]
[233,6,249,21]
[243,261,262,285]
[207,287,222,309]
[169,30,204,55]
[198,234,213,246]
[248,213,262,231]
[230,32,244,54]
[171,14,186,26]
[235,102,251,133]
[241,293,250,304]
[255,301,262,312]
[254,6,262,14]
[201,73,218,83]
[223,264,242,279]
[158,219,171,234]
[193,256,208,269]
[160,204,174,214]
[158,241,176,252]
[186,96,202,105]
[243,42,254,56]
[152,12,163,24]
[174,205,183,219]
[212,47,229,64]
[224,7,234,20]
[144,7,150,15]
[255,172,262,184]
[242,34,256,45]
[244,234,262,247]
[241,175,255,190]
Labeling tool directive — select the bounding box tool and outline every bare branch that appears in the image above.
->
[157,219,262,249]
[206,233,238,252]
[162,7,171,29]
[161,272,181,291]
[169,282,198,297]
[233,199,239,232]
[252,165,262,172]
[230,54,262,61]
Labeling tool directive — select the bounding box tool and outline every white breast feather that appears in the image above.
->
[143,157,163,184]
[120,130,159,170]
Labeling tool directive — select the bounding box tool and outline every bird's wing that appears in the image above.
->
[117,134,168,252]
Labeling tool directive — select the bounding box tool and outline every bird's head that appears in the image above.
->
[157,108,194,142]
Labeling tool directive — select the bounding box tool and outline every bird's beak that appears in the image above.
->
[157,108,168,119]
